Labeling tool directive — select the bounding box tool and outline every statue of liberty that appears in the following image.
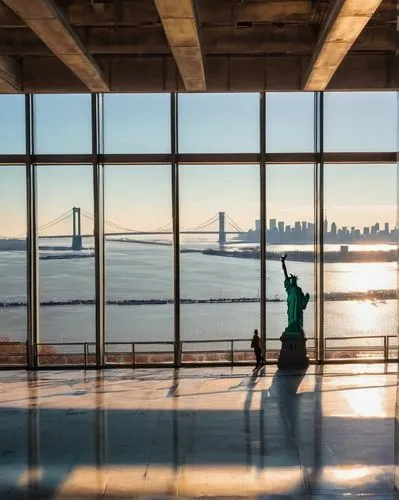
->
[281,254,310,334]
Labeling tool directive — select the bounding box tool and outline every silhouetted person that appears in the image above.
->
[251,329,265,370]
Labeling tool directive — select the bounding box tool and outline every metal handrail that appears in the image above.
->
[1,335,398,366]
[104,340,175,366]
[35,341,96,368]
[325,337,390,344]
[324,335,398,361]
[0,341,26,345]
[36,342,96,346]
[105,341,173,345]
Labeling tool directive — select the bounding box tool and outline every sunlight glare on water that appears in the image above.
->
[327,262,396,293]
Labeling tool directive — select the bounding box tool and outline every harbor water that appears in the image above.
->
[0,239,396,354]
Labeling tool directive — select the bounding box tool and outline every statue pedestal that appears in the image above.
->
[278,332,309,369]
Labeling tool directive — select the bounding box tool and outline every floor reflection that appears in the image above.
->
[0,365,396,498]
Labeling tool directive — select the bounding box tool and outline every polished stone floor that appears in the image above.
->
[0,365,398,499]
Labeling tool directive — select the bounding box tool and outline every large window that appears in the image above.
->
[105,165,173,363]
[325,92,397,152]
[0,95,25,154]
[0,166,26,365]
[266,164,315,358]
[179,164,260,361]
[37,166,95,365]
[0,91,397,367]
[104,94,171,153]
[324,164,397,359]
[179,94,259,153]
[266,93,314,153]
[34,94,92,154]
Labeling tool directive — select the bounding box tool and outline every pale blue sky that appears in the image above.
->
[0,92,397,236]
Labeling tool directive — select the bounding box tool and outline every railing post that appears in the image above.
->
[384,336,388,362]
[132,343,135,368]
[84,342,88,367]
[230,341,234,366]
[34,342,39,367]
[26,340,30,368]
[179,341,183,365]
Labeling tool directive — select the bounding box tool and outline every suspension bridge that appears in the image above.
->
[38,208,246,250]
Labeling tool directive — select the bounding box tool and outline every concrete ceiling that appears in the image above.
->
[0,0,396,93]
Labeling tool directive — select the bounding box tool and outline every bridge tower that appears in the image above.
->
[72,207,82,250]
[218,211,226,246]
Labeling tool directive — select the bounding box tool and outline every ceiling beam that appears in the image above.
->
[153,0,206,91]
[305,0,385,90]
[0,54,21,92]
[2,0,109,92]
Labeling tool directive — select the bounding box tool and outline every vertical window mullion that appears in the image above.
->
[26,94,39,369]
[260,92,266,357]
[314,92,324,363]
[93,93,105,367]
[171,93,181,367]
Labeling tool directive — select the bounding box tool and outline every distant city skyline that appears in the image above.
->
[258,217,398,245]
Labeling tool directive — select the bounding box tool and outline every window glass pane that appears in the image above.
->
[180,165,260,362]
[0,166,26,365]
[0,95,25,154]
[105,165,173,363]
[324,163,397,359]
[325,92,396,152]
[266,164,315,359]
[34,94,91,154]
[37,166,95,365]
[104,94,171,153]
[266,93,314,153]
[179,94,259,153]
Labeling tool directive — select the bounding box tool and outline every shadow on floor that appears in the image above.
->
[0,367,397,499]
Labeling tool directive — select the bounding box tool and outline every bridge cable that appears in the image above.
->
[80,209,143,233]
[81,211,141,233]
[38,209,72,231]
[186,214,219,231]
[39,212,72,232]
[150,222,172,232]
[226,215,244,233]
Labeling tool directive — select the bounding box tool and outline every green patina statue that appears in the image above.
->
[281,254,310,334]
